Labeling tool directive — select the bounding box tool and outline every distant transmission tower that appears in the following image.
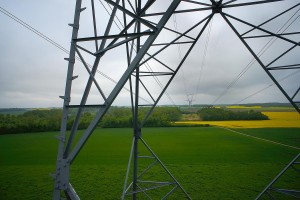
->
[185,94,193,108]
[53,1,300,199]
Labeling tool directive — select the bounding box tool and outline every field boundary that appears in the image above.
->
[220,127,300,150]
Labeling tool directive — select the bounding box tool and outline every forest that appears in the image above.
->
[0,107,181,134]
[198,107,269,121]
[0,107,269,134]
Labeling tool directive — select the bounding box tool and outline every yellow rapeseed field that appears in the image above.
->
[176,112,300,128]
[226,105,262,109]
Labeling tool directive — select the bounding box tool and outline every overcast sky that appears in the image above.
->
[0,0,299,108]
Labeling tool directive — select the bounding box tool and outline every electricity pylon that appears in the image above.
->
[256,153,300,199]
[53,1,300,199]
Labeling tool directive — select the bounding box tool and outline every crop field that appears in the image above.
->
[0,127,299,199]
[176,112,300,128]
[225,106,295,112]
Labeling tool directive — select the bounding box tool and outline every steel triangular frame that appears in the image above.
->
[53,1,188,199]
[219,10,300,113]
[256,153,300,199]
[53,1,300,199]
[121,136,191,199]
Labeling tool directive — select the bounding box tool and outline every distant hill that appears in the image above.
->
[0,108,29,115]
[233,103,293,107]
[0,103,294,115]
[179,103,296,113]
[0,107,61,115]
[186,103,293,108]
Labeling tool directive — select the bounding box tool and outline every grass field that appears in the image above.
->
[176,112,300,128]
[0,127,299,199]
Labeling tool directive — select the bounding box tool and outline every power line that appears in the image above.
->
[0,5,152,104]
[171,6,214,107]
[233,70,300,105]
[0,6,69,54]
[171,7,190,103]
[192,18,214,104]
[98,0,124,30]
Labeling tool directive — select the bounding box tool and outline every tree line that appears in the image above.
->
[0,107,182,134]
[198,107,269,121]
[0,106,269,134]
[99,107,182,128]
[0,109,62,134]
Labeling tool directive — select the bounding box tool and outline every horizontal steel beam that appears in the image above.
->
[74,31,154,42]
[151,41,194,46]
[144,6,212,17]
[223,0,284,9]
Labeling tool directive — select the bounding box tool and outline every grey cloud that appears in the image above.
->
[0,1,299,108]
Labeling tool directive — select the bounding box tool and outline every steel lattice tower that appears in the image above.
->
[53,0,300,199]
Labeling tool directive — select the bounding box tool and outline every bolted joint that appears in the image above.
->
[212,1,222,13]
[134,128,141,137]
[54,159,70,191]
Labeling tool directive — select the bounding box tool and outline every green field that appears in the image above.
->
[0,127,299,199]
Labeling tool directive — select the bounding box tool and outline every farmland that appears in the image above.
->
[0,127,299,199]
[176,111,300,128]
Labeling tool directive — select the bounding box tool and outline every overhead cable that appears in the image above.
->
[0,5,151,104]
[192,18,213,104]
[171,7,190,103]
[233,70,300,105]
